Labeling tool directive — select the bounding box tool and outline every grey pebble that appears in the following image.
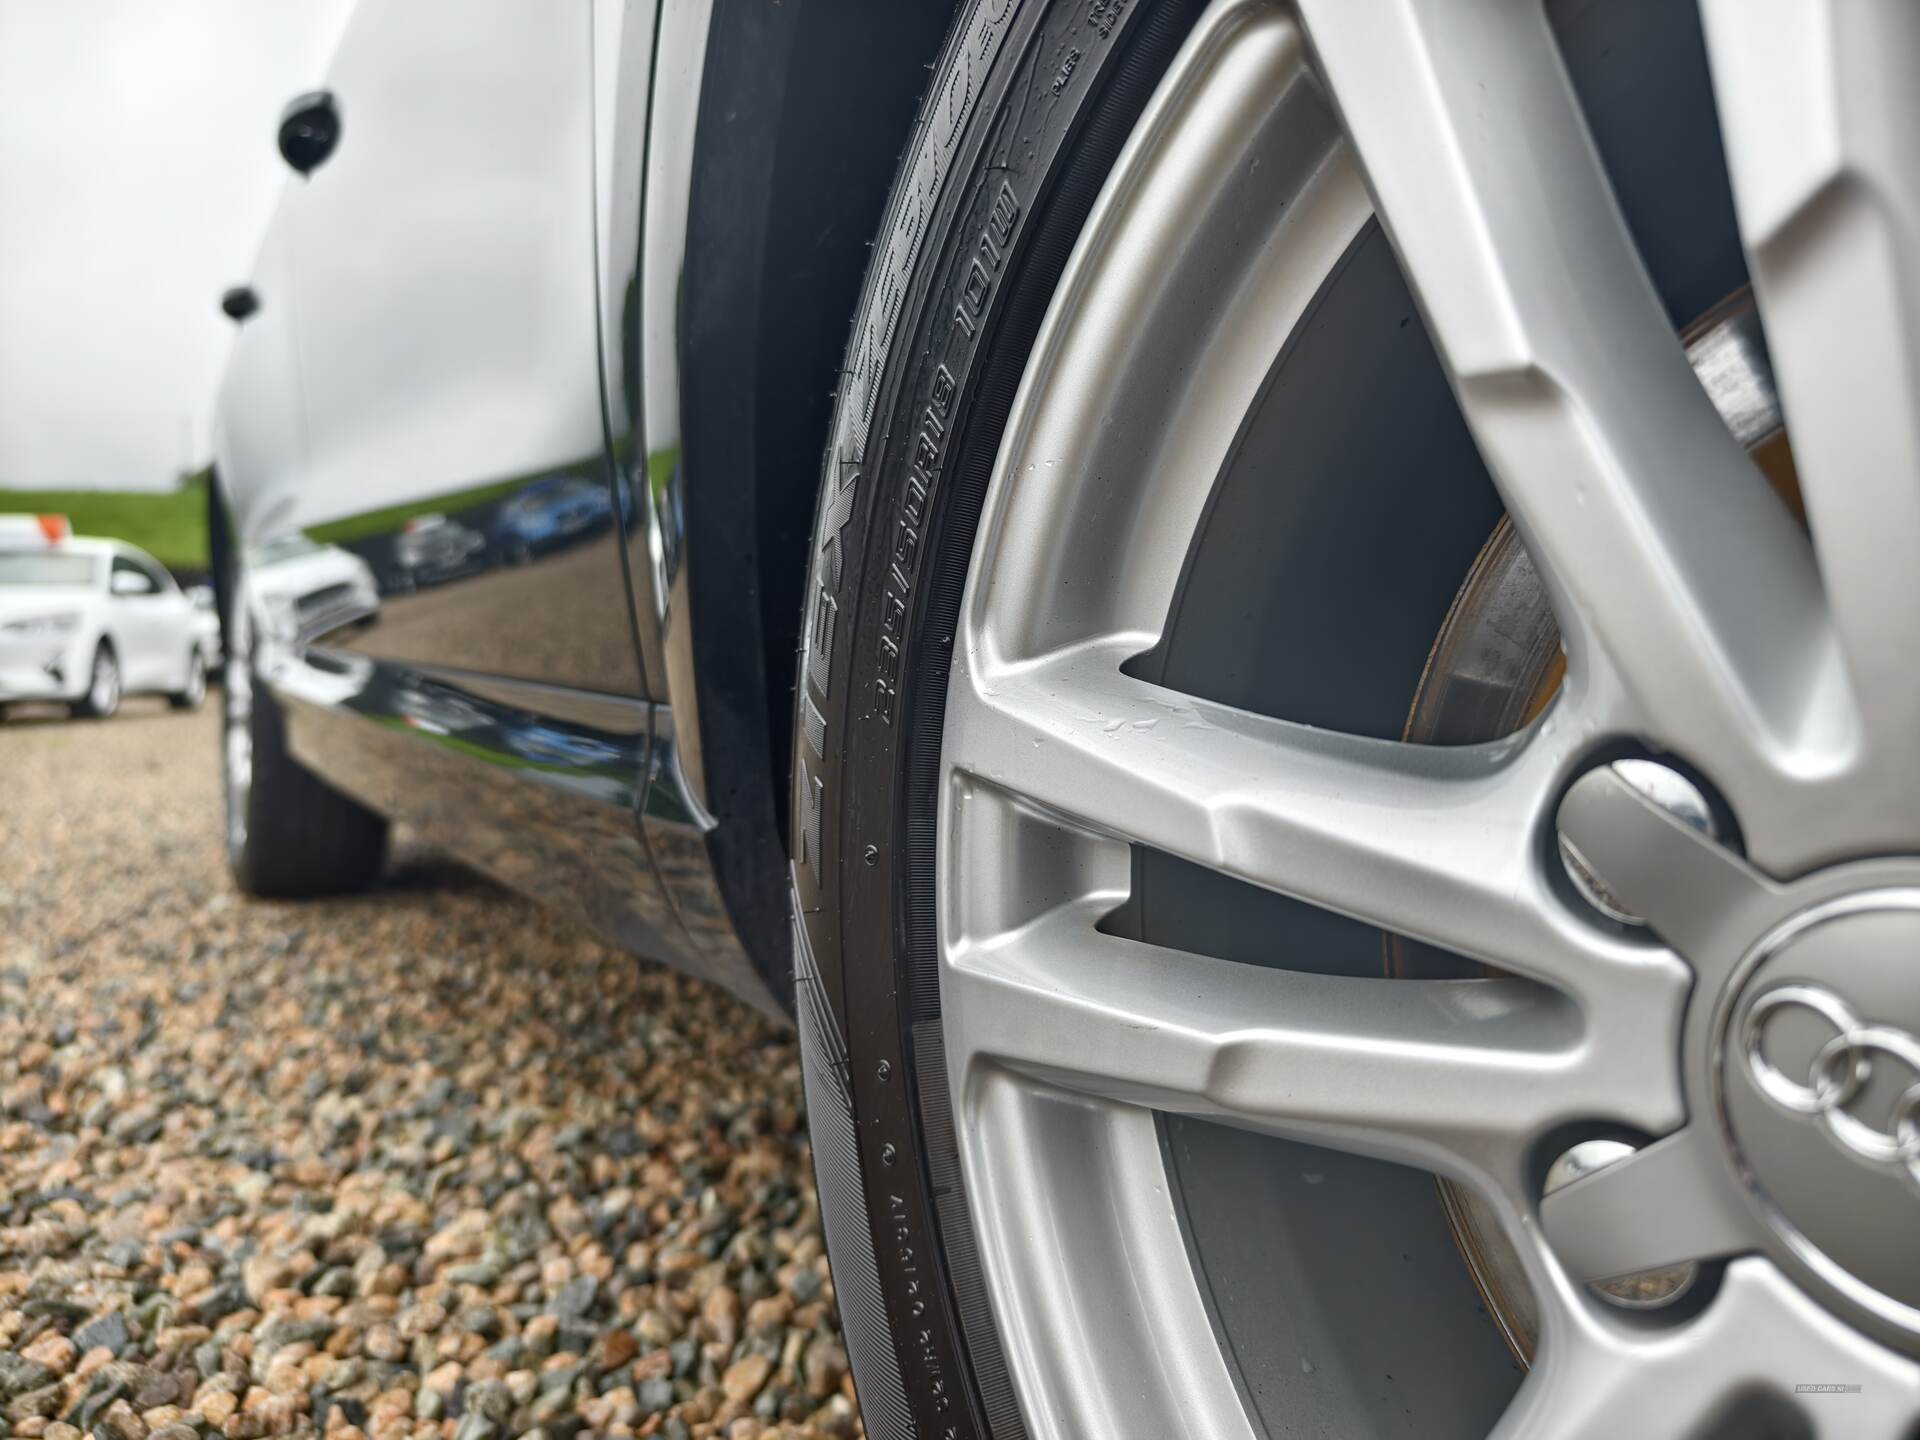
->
[546,1274,597,1320]
[0,1358,53,1402]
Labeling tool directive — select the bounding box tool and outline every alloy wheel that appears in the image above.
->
[181,650,208,709]
[88,648,120,718]
[936,2,1920,1436]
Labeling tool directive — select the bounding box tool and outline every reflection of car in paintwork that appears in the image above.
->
[501,722,626,769]
[244,532,379,643]
[390,513,485,588]
[491,475,613,562]
[392,681,489,736]
[0,521,215,718]
[262,646,375,714]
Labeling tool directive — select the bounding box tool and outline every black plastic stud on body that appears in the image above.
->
[277,90,341,176]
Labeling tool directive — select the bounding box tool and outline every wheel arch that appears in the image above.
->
[669,0,961,997]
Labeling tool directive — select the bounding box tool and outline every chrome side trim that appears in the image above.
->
[269,646,777,1015]
[637,704,772,1016]
[628,0,715,752]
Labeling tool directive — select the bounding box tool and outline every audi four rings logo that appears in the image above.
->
[1742,983,1920,1193]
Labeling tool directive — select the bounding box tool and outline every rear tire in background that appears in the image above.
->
[791,4,1214,1434]
[220,543,388,899]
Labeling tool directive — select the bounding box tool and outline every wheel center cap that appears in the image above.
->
[1717,892,1920,1327]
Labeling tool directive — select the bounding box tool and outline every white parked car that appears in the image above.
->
[0,518,217,718]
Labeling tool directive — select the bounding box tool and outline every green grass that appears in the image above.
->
[0,447,618,576]
[646,444,679,504]
[0,472,209,573]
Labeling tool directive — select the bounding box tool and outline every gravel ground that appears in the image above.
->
[0,700,861,1440]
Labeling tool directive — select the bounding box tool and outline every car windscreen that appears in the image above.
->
[0,551,97,585]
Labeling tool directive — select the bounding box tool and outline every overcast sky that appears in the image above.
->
[0,1,353,492]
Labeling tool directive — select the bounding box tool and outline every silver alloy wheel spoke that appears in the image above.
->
[1699,0,1920,862]
[1290,0,1840,875]
[1553,764,1778,967]
[960,1077,1264,1440]
[1503,1261,1920,1440]
[947,889,1595,1189]
[1537,1128,1761,1284]
[964,3,1370,662]
[947,642,1685,1046]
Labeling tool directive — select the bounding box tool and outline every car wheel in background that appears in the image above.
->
[169,648,208,711]
[221,570,388,899]
[74,643,120,720]
[793,0,1920,1436]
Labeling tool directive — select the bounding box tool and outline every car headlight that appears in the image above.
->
[1,612,81,637]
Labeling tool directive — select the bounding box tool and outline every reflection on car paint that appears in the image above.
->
[261,462,645,695]
[492,475,616,563]
[243,532,380,645]
[213,0,645,704]
[255,639,777,1015]
[389,513,486,590]
[209,0,757,1007]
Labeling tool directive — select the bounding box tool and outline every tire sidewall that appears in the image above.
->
[791,3,1204,1434]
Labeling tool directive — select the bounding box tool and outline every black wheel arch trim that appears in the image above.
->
[676,0,962,1009]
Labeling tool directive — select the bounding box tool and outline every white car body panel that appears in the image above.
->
[211,0,602,550]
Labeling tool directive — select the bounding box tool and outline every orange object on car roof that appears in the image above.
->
[0,513,72,544]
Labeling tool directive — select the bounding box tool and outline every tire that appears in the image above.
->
[73,643,121,719]
[168,648,207,711]
[791,4,1212,1434]
[218,532,388,899]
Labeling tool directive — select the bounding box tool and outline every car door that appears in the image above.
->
[106,555,172,691]
[208,0,679,964]
[137,555,198,689]
[225,0,642,702]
